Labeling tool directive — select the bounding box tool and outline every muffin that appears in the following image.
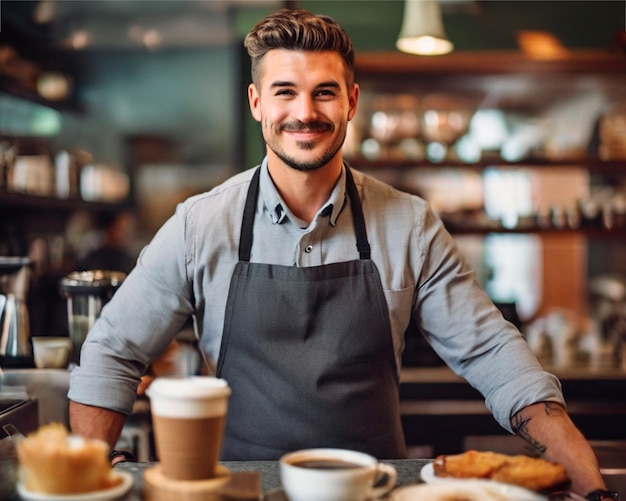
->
[16,423,121,494]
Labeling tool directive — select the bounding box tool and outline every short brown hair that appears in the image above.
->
[244,8,355,87]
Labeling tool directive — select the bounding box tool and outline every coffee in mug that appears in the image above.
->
[280,448,397,501]
[146,376,231,481]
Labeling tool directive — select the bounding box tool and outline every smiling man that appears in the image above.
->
[68,9,617,501]
[246,25,358,223]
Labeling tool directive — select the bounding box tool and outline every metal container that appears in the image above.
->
[59,270,126,366]
[0,257,33,362]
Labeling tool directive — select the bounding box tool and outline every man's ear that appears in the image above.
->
[347,83,360,122]
[248,83,262,122]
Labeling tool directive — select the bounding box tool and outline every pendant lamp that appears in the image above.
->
[396,0,453,56]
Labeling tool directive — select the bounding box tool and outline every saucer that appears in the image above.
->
[17,470,133,501]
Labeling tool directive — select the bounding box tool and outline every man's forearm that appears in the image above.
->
[69,400,127,449]
[511,401,607,496]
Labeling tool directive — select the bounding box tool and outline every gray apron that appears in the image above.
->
[216,166,406,460]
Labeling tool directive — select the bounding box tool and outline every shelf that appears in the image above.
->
[0,190,126,213]
[0,75,82,113]
[350,158,626,174]
[355,50,626,77]
[354,49,626,120]
[401,366,626,383]
[441,223,626,237]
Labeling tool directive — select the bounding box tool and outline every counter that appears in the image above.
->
[112,459,430,500]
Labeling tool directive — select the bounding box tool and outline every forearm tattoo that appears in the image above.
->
[511,402,563,455]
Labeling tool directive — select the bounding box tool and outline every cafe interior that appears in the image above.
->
[0,0,625,497]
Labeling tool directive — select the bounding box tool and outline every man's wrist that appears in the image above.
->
[585,489,620,501]
[109,449,137,465]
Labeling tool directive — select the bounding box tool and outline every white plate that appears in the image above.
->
[420,462,444,483]
[17,470,134,501]
[391,480,547,501]
[419,463,546,500]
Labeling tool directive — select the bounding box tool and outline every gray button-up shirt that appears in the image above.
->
[69,159,564,432]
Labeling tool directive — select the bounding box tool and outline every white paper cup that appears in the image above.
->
[280,448,397,501]
[146,376,231,481]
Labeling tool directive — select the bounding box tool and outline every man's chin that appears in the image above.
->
[285,159,326,172]
[274,150,329,172]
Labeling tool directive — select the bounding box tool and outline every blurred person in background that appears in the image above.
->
[76,209,138,275]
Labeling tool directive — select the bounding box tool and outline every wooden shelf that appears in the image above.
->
[0,75,81,113]
[355,50,626,76]
[441,223,626,237]
[350,158,626,174]
[0,190,126,213]
[401,366,626,384]
[354,49,626,116]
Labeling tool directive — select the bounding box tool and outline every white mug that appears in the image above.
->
[279,448,397,501]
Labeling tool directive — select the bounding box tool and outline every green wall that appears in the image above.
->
[238,1,624,52]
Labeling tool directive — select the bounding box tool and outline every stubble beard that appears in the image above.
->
[266,121,347,172]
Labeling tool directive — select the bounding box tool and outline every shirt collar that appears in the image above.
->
[258,158,347,227]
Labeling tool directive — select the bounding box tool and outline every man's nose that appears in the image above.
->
[292,95,319,121]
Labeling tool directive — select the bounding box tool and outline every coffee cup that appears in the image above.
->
[146,376,231,481]
[279,448,397,501]
[32,336,72,369]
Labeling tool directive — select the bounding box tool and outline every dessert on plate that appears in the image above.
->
[433,449,569,492]
[16,422,123,494]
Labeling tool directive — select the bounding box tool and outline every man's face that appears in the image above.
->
[248,49,359,172]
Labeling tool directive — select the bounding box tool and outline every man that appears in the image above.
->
[69,8,617,500]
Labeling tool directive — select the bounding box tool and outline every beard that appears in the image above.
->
[266,119,347,172]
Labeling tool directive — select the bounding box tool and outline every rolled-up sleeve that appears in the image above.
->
[68,202,195,415]
[413,206,564,432]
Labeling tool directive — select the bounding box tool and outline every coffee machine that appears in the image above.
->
[0,256,33,366]
[59,270,126,366]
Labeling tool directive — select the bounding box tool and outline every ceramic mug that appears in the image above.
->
[279,448,397,501]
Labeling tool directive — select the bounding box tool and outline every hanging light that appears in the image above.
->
[396,0,453,56]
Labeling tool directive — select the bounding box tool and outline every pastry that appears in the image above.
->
[433,450,569,492]
[16,422,122,494]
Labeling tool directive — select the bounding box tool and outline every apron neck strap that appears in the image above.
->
[344,165,371,260]
[239,167,261,262]
[239,165,371,262]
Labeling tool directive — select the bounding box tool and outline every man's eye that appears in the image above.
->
[275,89,295,96]
[316,89,336,98]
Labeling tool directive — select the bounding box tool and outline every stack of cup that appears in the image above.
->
[144,376,232,499]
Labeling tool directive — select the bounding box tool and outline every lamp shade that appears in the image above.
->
[397,0,453,56]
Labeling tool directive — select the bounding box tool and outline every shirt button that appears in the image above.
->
[305,245,313,253]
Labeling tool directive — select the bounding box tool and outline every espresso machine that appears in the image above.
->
[0,257,33,366]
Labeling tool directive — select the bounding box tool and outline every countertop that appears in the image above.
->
[114,459,431,500]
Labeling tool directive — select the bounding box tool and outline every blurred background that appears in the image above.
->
[0,0,625,372]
